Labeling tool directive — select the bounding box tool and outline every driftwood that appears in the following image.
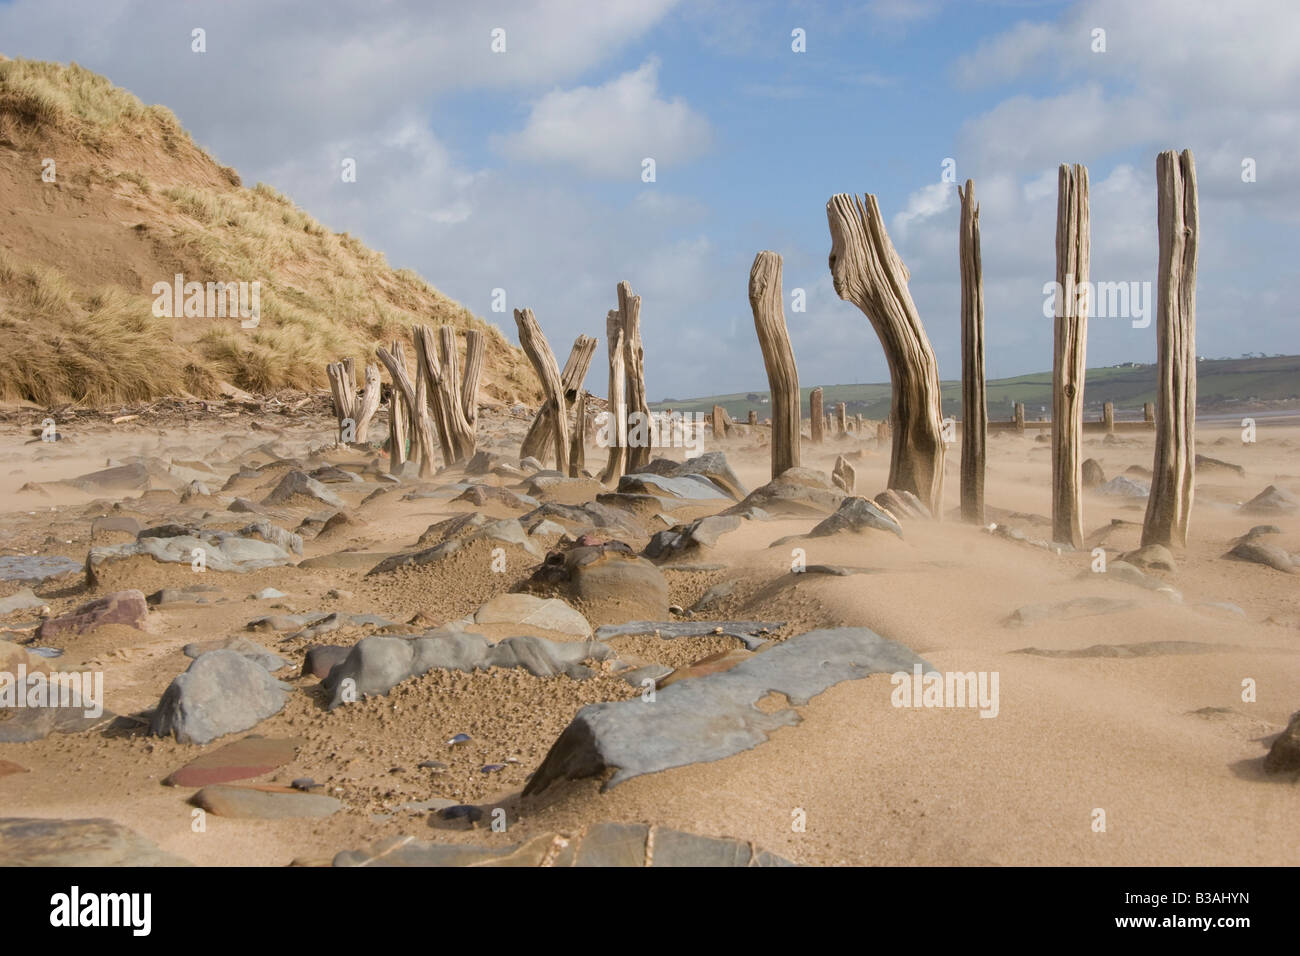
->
[521,334,597,465]
[1142,149,1199,549]
[810,388,824,443]
[386,339,408,472]
[569,389,588,478]
[958,179,987,524]
[375,340,435,477]
[712,405,729,440]
[599,317,628,483]
[620,283,650,473]
[832,455,856,494]
[827,193,945,513]
[326,358,380,443]
[749,251,800,477]
[355,364,381,442]
[836,402,848,434]
[1051,164,1090,548]
[514,308,569,474]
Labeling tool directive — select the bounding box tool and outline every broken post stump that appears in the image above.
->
[810,387,824,443]
[1051,164,1089,548]
[514,308,569,475]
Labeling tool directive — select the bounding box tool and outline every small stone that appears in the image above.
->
[418,760,448,772]
[447,733,471,747]
[481,764,506,774]
[291,778,320,791]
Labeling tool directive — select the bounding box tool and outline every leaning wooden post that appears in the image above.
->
[1142,149,1198,549]
[1103,402,1115,433]
[958,179,987,524]
[514,308,569,474]
[1051,164,1090,548]
[748,251,801,478]
[826,193,945,513]
[810,387,824,443]
[376,341,435,477]
[387,340,408,471]
[521,334,596,465]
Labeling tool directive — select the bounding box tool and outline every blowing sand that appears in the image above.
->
[0,402,1297,866]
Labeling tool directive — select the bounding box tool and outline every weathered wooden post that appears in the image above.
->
[387,339,408,472]
[711,404,728,440]
[599,316,627,483]
[836,402,848,434]
[827,193,945,513]
[1143,402,1154,423]
[1142,148,1198,549]
[958,179,987,524]
[1051,164,1089,548]
[620,283,651,473]
[521,334,596,465]
[1103,402,1115,433]
[876,420,889,442]
[1014,402,1026,433]
[376,340,435,477]
[514,308,569,474]
[748,409,758,426]
[810,387,824,443]
[748,251,801,477]
[855,413,863,433]
[569,389,588,478]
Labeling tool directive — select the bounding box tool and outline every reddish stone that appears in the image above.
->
[37,589,148,639]
[164,735,302,787]
[0,760,29,778]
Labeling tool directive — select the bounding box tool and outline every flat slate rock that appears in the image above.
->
[38,589,148,639]
[1004,596,1139,628]
[1013,640,1234,658]
[332,824,793,867]
[0,554,82,584]
[190,784,342,818]
[471,593,592,638]
[0,588,45,615]
[0,817,191,866]
[164,736,302,787]
[525,626,927,794]
[593,621,783,651]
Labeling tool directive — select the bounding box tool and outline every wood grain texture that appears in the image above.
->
[514,308,569,474]
[1051,164,1089,548]
[748,251,801,477]
[958,179,987,524]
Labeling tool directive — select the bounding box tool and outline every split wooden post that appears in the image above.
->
[810,387,824,443]
[375,340,435,478]
[958,179,987,524]
[748,251,801,477]
[460,329,485,432]
[326,361,356,441]
[836,402,848,434]
[1103,402,1115,433]
[387,339,408,471]
[521,334,597,465]
[619,283,651,473]
[1051,164,1090,548]
[1142,149,1198,549]
[514,308,569,474]
[826,193,945,513]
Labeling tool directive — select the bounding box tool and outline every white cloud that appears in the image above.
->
[498,58,712,178]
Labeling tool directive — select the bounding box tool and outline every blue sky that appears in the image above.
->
[2,0,1296,400]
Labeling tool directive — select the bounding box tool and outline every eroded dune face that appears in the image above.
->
[0,400,1297,867]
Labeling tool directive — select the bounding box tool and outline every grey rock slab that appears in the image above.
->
[1226,539,1294,572]
[1242,485,1298,515]
[322,632,616,708]
[0,588,44,615]
[575,821,648,867]
[472,593,592,638]
[525,626,928,794]
[1096,475,1150,498]
[190,784,342,819]
[88,532,290,580]
[0,817,192,866]
[0,554,82,584]
[651,828,752,867]
[150,649,292,745]
[593,620,783,651]
[618,473,730,501]
[808,496,903,539]
[644,514,742,561]
[261,470,346,508]
[183,636,290,672]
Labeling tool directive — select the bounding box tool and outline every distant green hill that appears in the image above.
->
[651,355,1300,422]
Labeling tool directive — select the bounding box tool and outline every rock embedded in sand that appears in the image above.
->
[302,644,353,679]
[0,817,192,866]
[524,543,669,623]
[182,636,290,672]
[1241,484,1298,515]
[0,588,45,615]
[1225,539,1294,573]
[164,735,302,787]
[525,626,928,795]
[1004,596,1138,628]
[321,632,618,708]
[1096,475,1150,498]
[722,467,843,518]
[189,784,342,819]
[150,649,292,745]
[636,452,749,501]
[808,497,903,539]
[261,470,346,509]
[618,473,731,502]
[37,589,148,639]
[643,514,742,562]
[593,620,780,651]
[1195,454,1245,477]
[471,592,592,639]
[1081,458,1105,488]
[87,531,292,585]
[0,554,83,585]
[1263,711,1300,773]
[1119,544,1177,572]
[239,520,303,555]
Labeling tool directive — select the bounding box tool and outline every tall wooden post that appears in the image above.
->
[810,387,824,443]
[958,179,987,524]
[748,251,800,477]
[836,402,848,434]
[569,390,588,478]
[1143,402,1154,423]
[620,283,651,473]
[1142,149,1198,549]
[1103,402,1115,433]
[599,316,627,483]
[827,193,945,514]
[514,309,569,475]
[1014,402,1026,433]
[1051,164,1089,548]
[387,339,408,472]
[748,409,758,426]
